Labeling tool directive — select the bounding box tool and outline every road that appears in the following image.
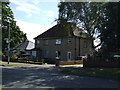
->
[2,65,120,88]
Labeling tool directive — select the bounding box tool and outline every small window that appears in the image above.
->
[67,39,72,44]
[55,39,62,45]
[36,40,40,44]
[45,40,49,45]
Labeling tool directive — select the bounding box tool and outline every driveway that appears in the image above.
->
[2,65,120,88]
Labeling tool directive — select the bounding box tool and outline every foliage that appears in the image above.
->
[57,21,77,37]
[19,49,26,54]
[100,2,120,58]
[57,2,106,49]
[11,53,19,58]
[2,2,27,52]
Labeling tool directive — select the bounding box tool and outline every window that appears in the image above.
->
[36,40,40,44]
[67,39,72,44]
[45,40,49,45]
[55,39,62,45]
[56,51,61,57]
[44,50,49,57]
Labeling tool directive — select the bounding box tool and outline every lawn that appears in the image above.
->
[18,60,43,64]
[60,68,120,79]
[0,61,47,67]
[0,61,34,67]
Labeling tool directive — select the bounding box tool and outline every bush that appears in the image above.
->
[11,53,19,59]
[19,49,26,54]
[43,58,55,64]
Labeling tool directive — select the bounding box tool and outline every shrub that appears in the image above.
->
[11,53,19,59]
[43,58,55,64]
[19,49,26,55]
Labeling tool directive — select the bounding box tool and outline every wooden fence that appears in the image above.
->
[58,60,83,66]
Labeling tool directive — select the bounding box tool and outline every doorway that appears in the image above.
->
[67,51,72,61]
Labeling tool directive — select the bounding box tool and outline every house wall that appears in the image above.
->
[32,51,36,57]
[35,37,92,61]
[76,38,92,56]
[26,51,36,57]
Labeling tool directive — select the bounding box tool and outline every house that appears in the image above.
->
[12,40,36,57]
[34,24,92,61]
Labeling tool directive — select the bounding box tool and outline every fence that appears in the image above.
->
[83,60,120,68]
[58,60,83,66]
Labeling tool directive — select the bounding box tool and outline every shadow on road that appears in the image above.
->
[2,66,120,88]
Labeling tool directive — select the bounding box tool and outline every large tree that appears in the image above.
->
[2,2,27,52]
[57,2,106,50]
[100,2,120,57]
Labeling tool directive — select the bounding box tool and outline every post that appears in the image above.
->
[8,21,10,64]
[55,57,60,66]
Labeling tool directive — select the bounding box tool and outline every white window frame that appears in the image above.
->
[56,51,60,58]
[56,51,59,57]
[67,51,72,61]
[55,39,62,45]
[67,39,72,44]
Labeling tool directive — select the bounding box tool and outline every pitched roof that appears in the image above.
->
[34,25,59,39]
[13,40,35,50]
[34,24,89,39]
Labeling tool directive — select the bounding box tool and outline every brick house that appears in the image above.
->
[12,40,36,57]
[34,24,92,61]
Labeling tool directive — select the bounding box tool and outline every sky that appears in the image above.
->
[9,0,59,42]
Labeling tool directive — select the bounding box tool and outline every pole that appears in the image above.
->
[8,21,10,64]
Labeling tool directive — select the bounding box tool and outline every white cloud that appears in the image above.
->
[10,0,40,17]
[47,11,54,18]
[26,14,32,18]
[15,19,55,42]
[31,0,41,5]
[10,0,58,18]
[16,6,31,13]
[43,10,54,18]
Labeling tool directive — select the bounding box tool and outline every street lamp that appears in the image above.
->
[7,20,10,64]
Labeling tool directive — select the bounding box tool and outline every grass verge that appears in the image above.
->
[60,68,120,79]
[0,62,33,67]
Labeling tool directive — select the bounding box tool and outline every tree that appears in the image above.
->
[57,2,105,50]
[2,2,27,53]
[57,19,77,37]
[100,2,120,58]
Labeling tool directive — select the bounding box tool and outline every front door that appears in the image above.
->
[67,51,72,61]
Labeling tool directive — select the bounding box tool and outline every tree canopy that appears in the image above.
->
[2,2,27,52]
[57,1,120,58]
[57,2,106,49]
[100,2,120,57]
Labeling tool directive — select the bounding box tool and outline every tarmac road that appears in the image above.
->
[2,65,120,88]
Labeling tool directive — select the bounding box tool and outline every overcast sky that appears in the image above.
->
[10,0,59,42]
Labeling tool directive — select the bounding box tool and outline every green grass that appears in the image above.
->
[18,60,43,64]
[0,62,31,67]
[0,60,45,67]
[60,68,120,78]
